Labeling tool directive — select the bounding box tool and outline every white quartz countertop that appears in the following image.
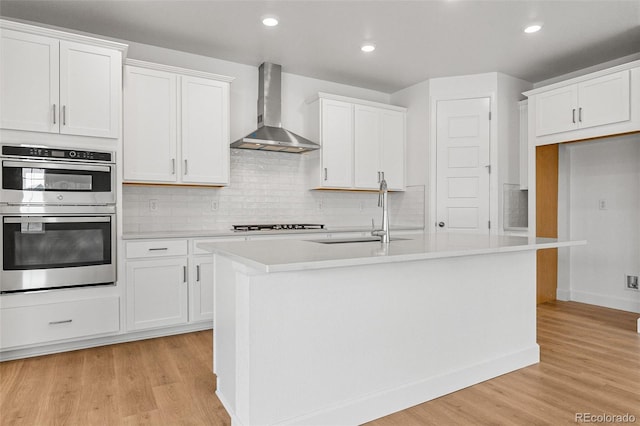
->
[122,225,423,240]
[198,232,585,273]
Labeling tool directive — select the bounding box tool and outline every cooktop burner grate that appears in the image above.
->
[232,224,325,232]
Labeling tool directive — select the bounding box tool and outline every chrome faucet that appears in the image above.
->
[371,176,390,243]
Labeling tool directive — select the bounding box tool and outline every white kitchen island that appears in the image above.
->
[200,233,581,426]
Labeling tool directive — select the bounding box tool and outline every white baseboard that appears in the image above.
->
[569,290,640,314]
[0,321,213,362]
[221,345,540,426]
[556,288,571,301]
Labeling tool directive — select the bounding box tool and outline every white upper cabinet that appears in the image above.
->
[123,60,233,186]
[0,29,59,133]
[123,66,178,182]
[0,21,125,138]
[354,105,405,191]
[320,98,354,188]
[59,41,121,138]
[526,62,639,146]
[308,93,406,191]
[354,105,381,189]
[181,75,230,185]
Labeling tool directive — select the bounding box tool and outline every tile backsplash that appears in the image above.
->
[503,184,528,229]
[123,149,425,233]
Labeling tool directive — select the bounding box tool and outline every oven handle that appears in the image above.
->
[3,160,111,173]
[4,216,112,224]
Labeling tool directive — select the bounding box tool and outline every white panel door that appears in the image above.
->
[321,99,353,188]
[59,41,120,138]
[181,75,229,185]
[126,258,188,331]
[123,66,178,182]
[354,105,381,189]
[380,108,405,191]
[577,70,630,130]
[190,256,214,323]
[0,29,59,133]
[535,84,578,136]
[436,98,491,233]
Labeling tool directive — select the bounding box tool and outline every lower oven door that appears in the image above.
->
[1,215,115,293]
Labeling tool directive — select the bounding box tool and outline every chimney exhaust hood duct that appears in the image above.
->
[231,63,320,153]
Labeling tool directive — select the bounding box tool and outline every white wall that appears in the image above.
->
[562,135,640,313]
[390,80,429,228]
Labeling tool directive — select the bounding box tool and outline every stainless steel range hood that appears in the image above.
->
[231,63,320,153]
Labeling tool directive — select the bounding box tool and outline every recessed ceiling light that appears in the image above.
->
[262,16,279,27]
[524,24,542,33]
[361,43,376,53]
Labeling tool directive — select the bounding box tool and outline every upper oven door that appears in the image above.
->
[1,159,115,205]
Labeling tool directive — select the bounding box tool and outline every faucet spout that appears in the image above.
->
[371,177,390,243]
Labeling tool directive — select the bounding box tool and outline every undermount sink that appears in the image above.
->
[312,237,410,244]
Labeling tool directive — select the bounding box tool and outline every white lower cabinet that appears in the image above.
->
[125,238,215,331]
[0,297,120,349]
[126,257,189,331]
[189,256,214,322]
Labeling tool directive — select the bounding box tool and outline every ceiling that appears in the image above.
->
[1,1,639,93]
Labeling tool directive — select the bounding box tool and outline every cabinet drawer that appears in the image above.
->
[0,297,120,349]
[126,239,188,258]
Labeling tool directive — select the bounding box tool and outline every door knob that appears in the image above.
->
[438,222,445,228]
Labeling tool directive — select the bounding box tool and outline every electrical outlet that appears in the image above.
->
[211,201,218,211]
[317,200,323,211]
[598,199,607,210]
[626,275,639,290]
[149,199,158,212]
[359,201,364,211]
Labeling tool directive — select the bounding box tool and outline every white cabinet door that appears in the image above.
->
[577,70,630,130]
[190,256,214,323]
[380,108,405,191]
[181,75,229,185]
[0,29,59,133]
[321,99,353,188]
[59,41,120,138]
[535,84,578,136]
[126,258,188,331]
[123,66,178,182]
[354,105,381,189]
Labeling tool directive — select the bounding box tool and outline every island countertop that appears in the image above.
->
[198,232,584,273]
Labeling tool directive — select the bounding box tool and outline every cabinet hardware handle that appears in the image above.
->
[184,159,188,175]
[172,159,176,174]
[183,266,187,283]
[381,171,385,181]
[196,265,201,282]
[148,247,168,251]
[324,167,328,181]
[578,107,582,122]
[52,104,56,124]
[62,105,66,126]
[572,108,576,123]
[49,319,72,325]
[438,222,445,228]
[378,171,381,182]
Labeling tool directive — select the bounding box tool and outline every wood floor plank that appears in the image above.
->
[1,302,638,425]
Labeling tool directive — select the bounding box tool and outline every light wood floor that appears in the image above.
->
[1,301,638,425]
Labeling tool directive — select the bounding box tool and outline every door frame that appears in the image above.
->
[429,93,498,234]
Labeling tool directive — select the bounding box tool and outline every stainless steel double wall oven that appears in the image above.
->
[1,145,116,293]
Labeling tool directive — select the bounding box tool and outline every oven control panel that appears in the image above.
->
[1,145,113,162]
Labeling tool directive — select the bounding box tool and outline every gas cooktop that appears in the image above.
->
[232,224,325,232]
